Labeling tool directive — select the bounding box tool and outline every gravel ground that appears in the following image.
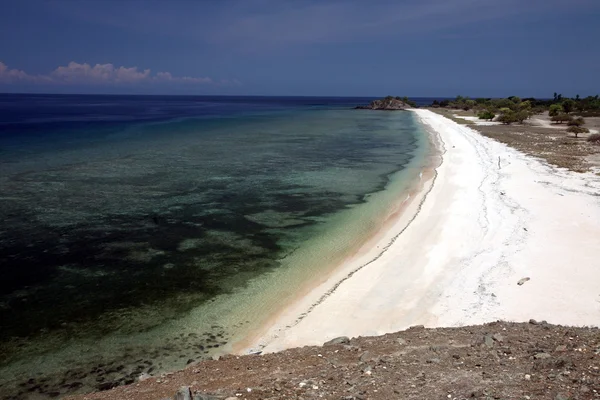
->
[66,321,600,400]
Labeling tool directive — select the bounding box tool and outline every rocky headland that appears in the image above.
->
[355,96,412,110]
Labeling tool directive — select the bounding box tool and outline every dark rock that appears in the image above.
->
[517,277,530,286]
[97,381,117,391]
[492,333,504,342]
[193,393,226,400]
[359,351,371,362]
[175,386,192,400]
[324,336,350,346]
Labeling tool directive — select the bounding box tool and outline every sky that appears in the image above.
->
[1,0,599,97]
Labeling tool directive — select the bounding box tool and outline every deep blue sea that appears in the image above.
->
[0,94,435,399]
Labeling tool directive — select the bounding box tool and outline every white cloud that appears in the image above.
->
[0,61,219,86]
[0,62,34,83]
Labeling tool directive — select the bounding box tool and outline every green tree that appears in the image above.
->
[566,126,589,138]
[551,113,573,124]
[549,104,564,117]
[464,99,476,110]
[498,110,517,124]
[561,99,575,114]
[478,110,495,121]
[514,110,529,123]
[518,100,532,111]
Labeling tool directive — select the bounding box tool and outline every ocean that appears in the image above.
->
[0,94,434,399]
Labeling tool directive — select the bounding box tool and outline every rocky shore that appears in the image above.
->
[69,321,599,400]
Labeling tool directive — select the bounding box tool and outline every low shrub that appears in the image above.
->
[478,111,495,121]
[587,133,600,143]
[567,117,585,127]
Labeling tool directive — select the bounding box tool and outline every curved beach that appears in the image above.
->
[242,109,600,354]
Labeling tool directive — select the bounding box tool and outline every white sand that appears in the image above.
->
[243,109,600,354]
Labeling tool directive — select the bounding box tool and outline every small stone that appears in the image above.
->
[524,374,531,381]
[484,335,494,347]
[555,394,568,400]
[492,333,504,342]
[517,277,530,286]
[359,351,371,362]
[174,386,192,400]
[396,338,407,345]
[529,319,538,325]
[324,336,350,346]
[555,345,567,352]
[138,373,151,382]
[534,352,551,359]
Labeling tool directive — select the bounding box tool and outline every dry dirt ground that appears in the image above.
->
[67,321,600,400]
[428,108,600,173]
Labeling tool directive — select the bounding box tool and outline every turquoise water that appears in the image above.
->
[0,95,429,399]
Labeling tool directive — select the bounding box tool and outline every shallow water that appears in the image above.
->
[0,95,430,399]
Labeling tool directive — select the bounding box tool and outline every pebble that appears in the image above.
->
[138,373,151,382]
[359,351,371,362]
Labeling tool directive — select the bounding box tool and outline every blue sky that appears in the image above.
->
[1,0,599,97]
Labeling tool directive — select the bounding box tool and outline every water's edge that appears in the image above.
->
[235,109,444,353]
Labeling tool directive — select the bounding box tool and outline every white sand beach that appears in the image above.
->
[243,109,600,354]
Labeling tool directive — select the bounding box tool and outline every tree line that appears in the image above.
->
[429,94,600,138]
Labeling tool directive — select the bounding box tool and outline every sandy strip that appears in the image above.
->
[242,109,600,354]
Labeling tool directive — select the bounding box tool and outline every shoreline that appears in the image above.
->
[236,110,445,354]
[231,113,443,354]
[240,109,600,354]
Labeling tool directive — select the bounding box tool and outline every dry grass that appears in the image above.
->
[424,108,600,173]
[475,124,599,173]
[426,108,475,125]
